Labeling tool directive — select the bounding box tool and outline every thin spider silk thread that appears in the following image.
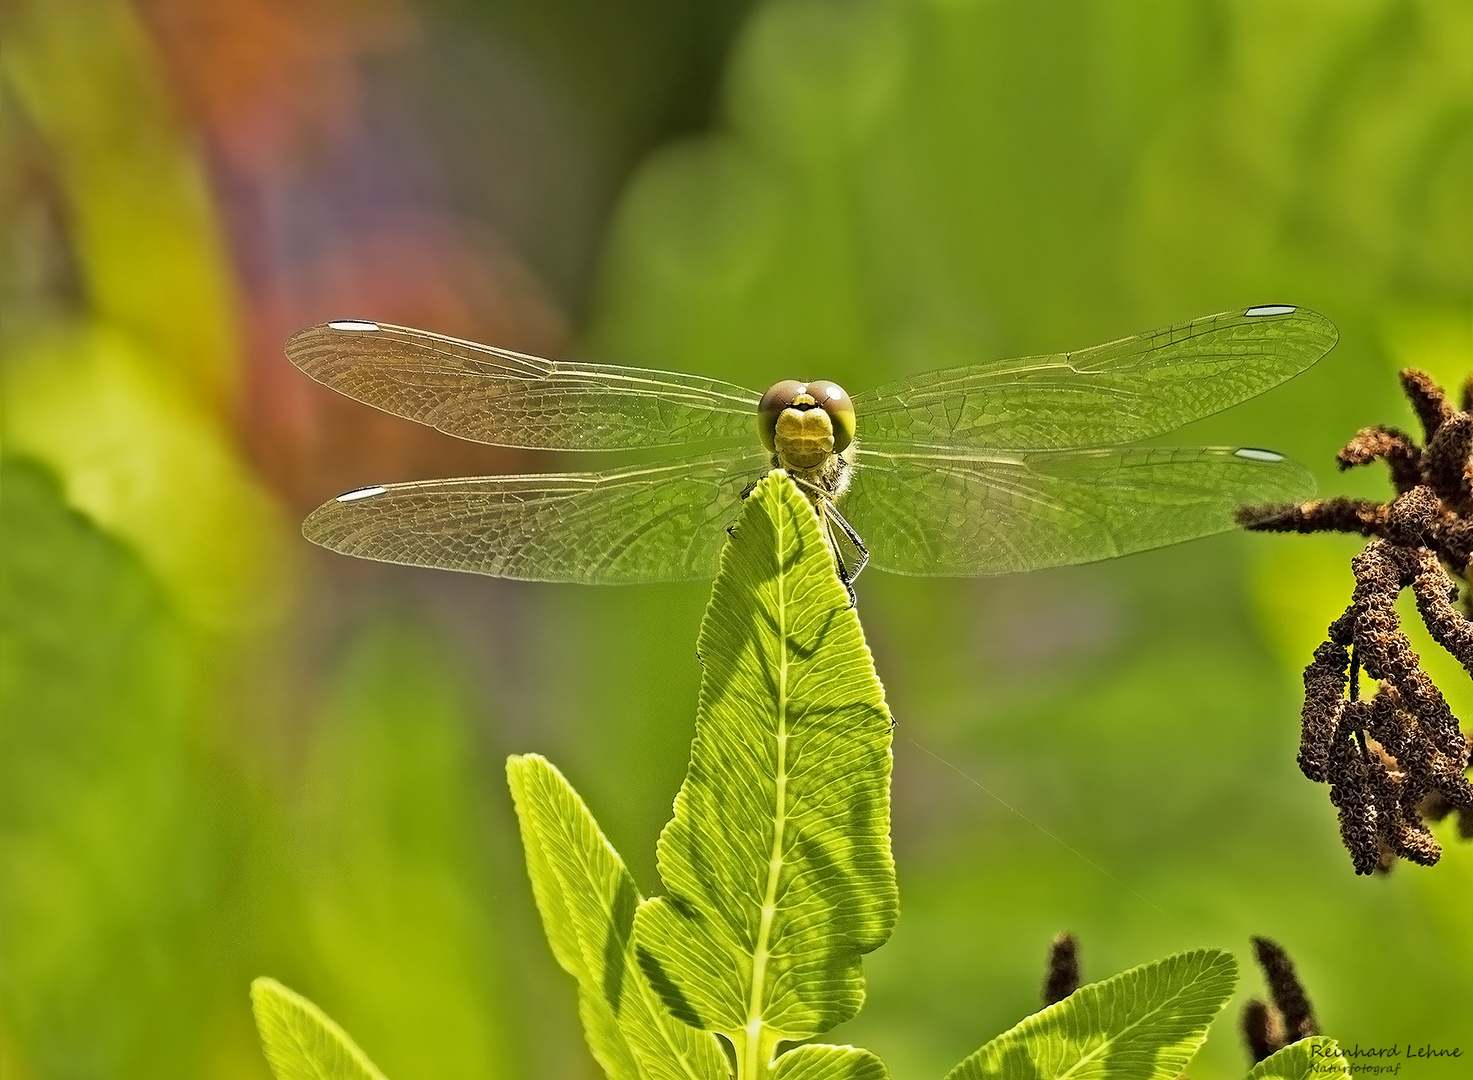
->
[907,737,1183,929]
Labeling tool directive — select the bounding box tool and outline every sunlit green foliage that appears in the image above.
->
[2,0,1468,1076]
[251,978,388,1080]
[1247,1037,1350,1080]
[634,474,895,1057]
[2,325,289,629]
[512,473,895,1077]
[771,1045,889,1080]
[946,950,1236,1080]
[0,459,232,1075]
[508,753,728,1080]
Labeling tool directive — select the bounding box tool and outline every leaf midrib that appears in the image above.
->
[742,501,795,1076]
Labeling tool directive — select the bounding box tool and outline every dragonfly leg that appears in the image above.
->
[825,517,858,606]
[826,502,869,582]
[819,505,868,607]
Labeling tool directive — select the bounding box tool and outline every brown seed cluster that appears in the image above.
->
[1041,932,1080,1007]
[1238,369,1473,873]
[1241,937,1319,1063]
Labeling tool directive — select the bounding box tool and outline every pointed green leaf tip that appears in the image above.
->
[945,949,1238,1080]
[506,753,728,1079]
[250,977,388,1080]
[1248,1037,1350,1080]
[633,471,898,1069]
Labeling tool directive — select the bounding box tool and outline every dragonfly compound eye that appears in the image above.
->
[758,380,807,452]
[809,380,855,453]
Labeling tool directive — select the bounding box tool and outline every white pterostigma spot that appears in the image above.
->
[327,319,381,332]
[337,486,388,502]
[1234,447,1284,463]
[1244,305,1297,317]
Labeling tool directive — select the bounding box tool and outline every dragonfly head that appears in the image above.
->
[758,379,855,470]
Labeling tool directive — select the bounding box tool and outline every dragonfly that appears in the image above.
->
[287,304,1336,592]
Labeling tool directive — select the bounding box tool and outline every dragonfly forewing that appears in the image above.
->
[303,447,772,583]
[845,444,1316,576]
[854,306,1337,451]
[289,304,1336,584]
[287,320,761,451]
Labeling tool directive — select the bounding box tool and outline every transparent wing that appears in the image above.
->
[853,306,1337,450]
[286,320,762,450]
[302,448,772,583]
[845,444,1315,576]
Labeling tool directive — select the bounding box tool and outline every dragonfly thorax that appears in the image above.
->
[757,379,855,471]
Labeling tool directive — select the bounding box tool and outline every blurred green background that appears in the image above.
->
[2,1,1470,1077]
